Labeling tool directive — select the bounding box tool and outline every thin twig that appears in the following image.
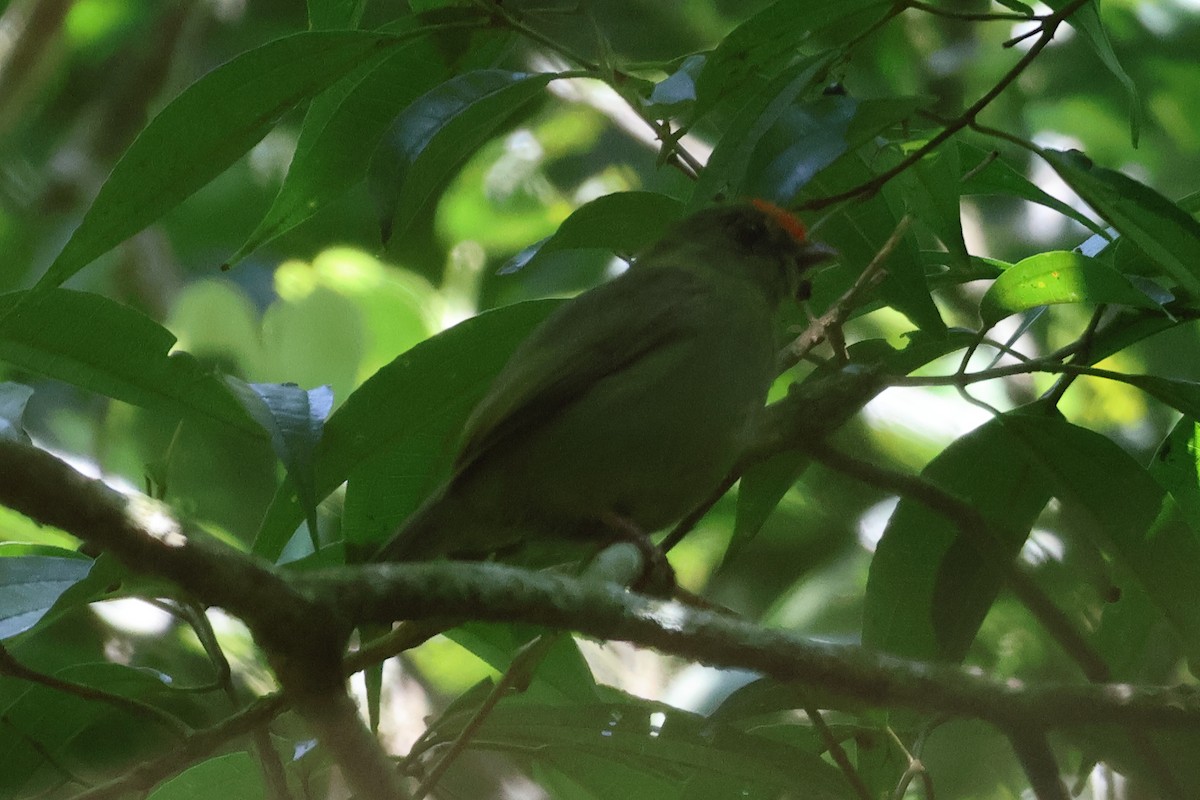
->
[805,704,872,800]
[778,214,912,370]
[797,0,1091,211]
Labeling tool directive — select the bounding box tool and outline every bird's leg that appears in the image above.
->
[597,512,676,596]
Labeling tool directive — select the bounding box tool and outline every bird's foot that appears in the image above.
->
[597,513,676,598]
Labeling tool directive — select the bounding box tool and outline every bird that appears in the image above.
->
[374,200,835,566]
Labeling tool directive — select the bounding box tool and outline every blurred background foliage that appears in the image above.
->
[2,0,1200,798]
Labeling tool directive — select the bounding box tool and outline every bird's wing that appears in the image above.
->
[453,265,711,477]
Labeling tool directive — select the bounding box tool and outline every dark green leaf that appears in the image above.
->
[803,153,945,332]
[690,53,834,207]
[863,411,1053,662]
[370,70,553,243]
[1042,149,1200,296]
[227,380,333,550]
[960,143,1108,238]
[1003,415,1200,667]
[254,300,559,560]
[0,291,258,435]
[147,753,263,800]
[745,93,857,203]
[508,192,685,275]
[1053,0,1142,145]
[307,0,365,28]
[906,142,969,269]
[36,31,399,289]
[693,0,891,119]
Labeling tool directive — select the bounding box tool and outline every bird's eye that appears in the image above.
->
[730,216,768,248]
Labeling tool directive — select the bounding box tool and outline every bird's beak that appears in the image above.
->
[790,241,837,302]
[799,241,838,269]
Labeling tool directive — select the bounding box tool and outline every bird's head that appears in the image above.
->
[648,201,836,306]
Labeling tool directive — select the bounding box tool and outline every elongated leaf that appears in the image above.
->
[0,291,258,435]
[370,70,553,243]
[254,300,559,560]
[0,662,181,797]
[863,410,1052,662]
[227,25,496,265]
[1120,374,1200,421]
[147,753,263,800]
[442,700,850,799]
[961,143,1108,238]
[1004,415,1200,668]
[979,250,1161,326]
[1050,0,1141,145]
[744,92,857,203]
[37,31,400,289]
[802,153,945,332]
[308,0,364,28]
[690,53,833,207]
[227,380,333,550]
[693,0,890,119]
[906,142,969,268]
[0,383,33,444]
[0,552,92,639]
[507,192,685,275]
[1042,149,1200,297]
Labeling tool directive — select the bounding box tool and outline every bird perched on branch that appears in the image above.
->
[375,200,834,566]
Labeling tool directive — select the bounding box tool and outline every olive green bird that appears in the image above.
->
[374,201,834,563]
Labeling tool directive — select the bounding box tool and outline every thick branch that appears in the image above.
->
[310,562,1200,732]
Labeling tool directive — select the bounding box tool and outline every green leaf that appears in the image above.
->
[226,38,464,265]
[960,143,1108,238]
[0,290,258,435]
[693,0,891,119]
[148,753,263,800]
[227,380,333,551]
[863,411,1052,662]
[0,662,180,797]
[802,153,945,333]
[744,92,858,203]
[307,0,365,28]
[690,53,834,207]
[450,700,851,799]
[508,192,685,275]
[905,142,969,269]
[36,31,400,289]
[1053,0,1142,145]
[1003,415,1200,669]
[1042,149,1200,297]
[1151,417,1200,526]
[979,250,1161,326]
[0,382,34,444]
[370,70,553,243]
[0,551,92,639]
[254,300,559,560]
[1118,374,1200,423]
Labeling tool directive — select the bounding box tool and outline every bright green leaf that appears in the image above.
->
[979,250,1161,326]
